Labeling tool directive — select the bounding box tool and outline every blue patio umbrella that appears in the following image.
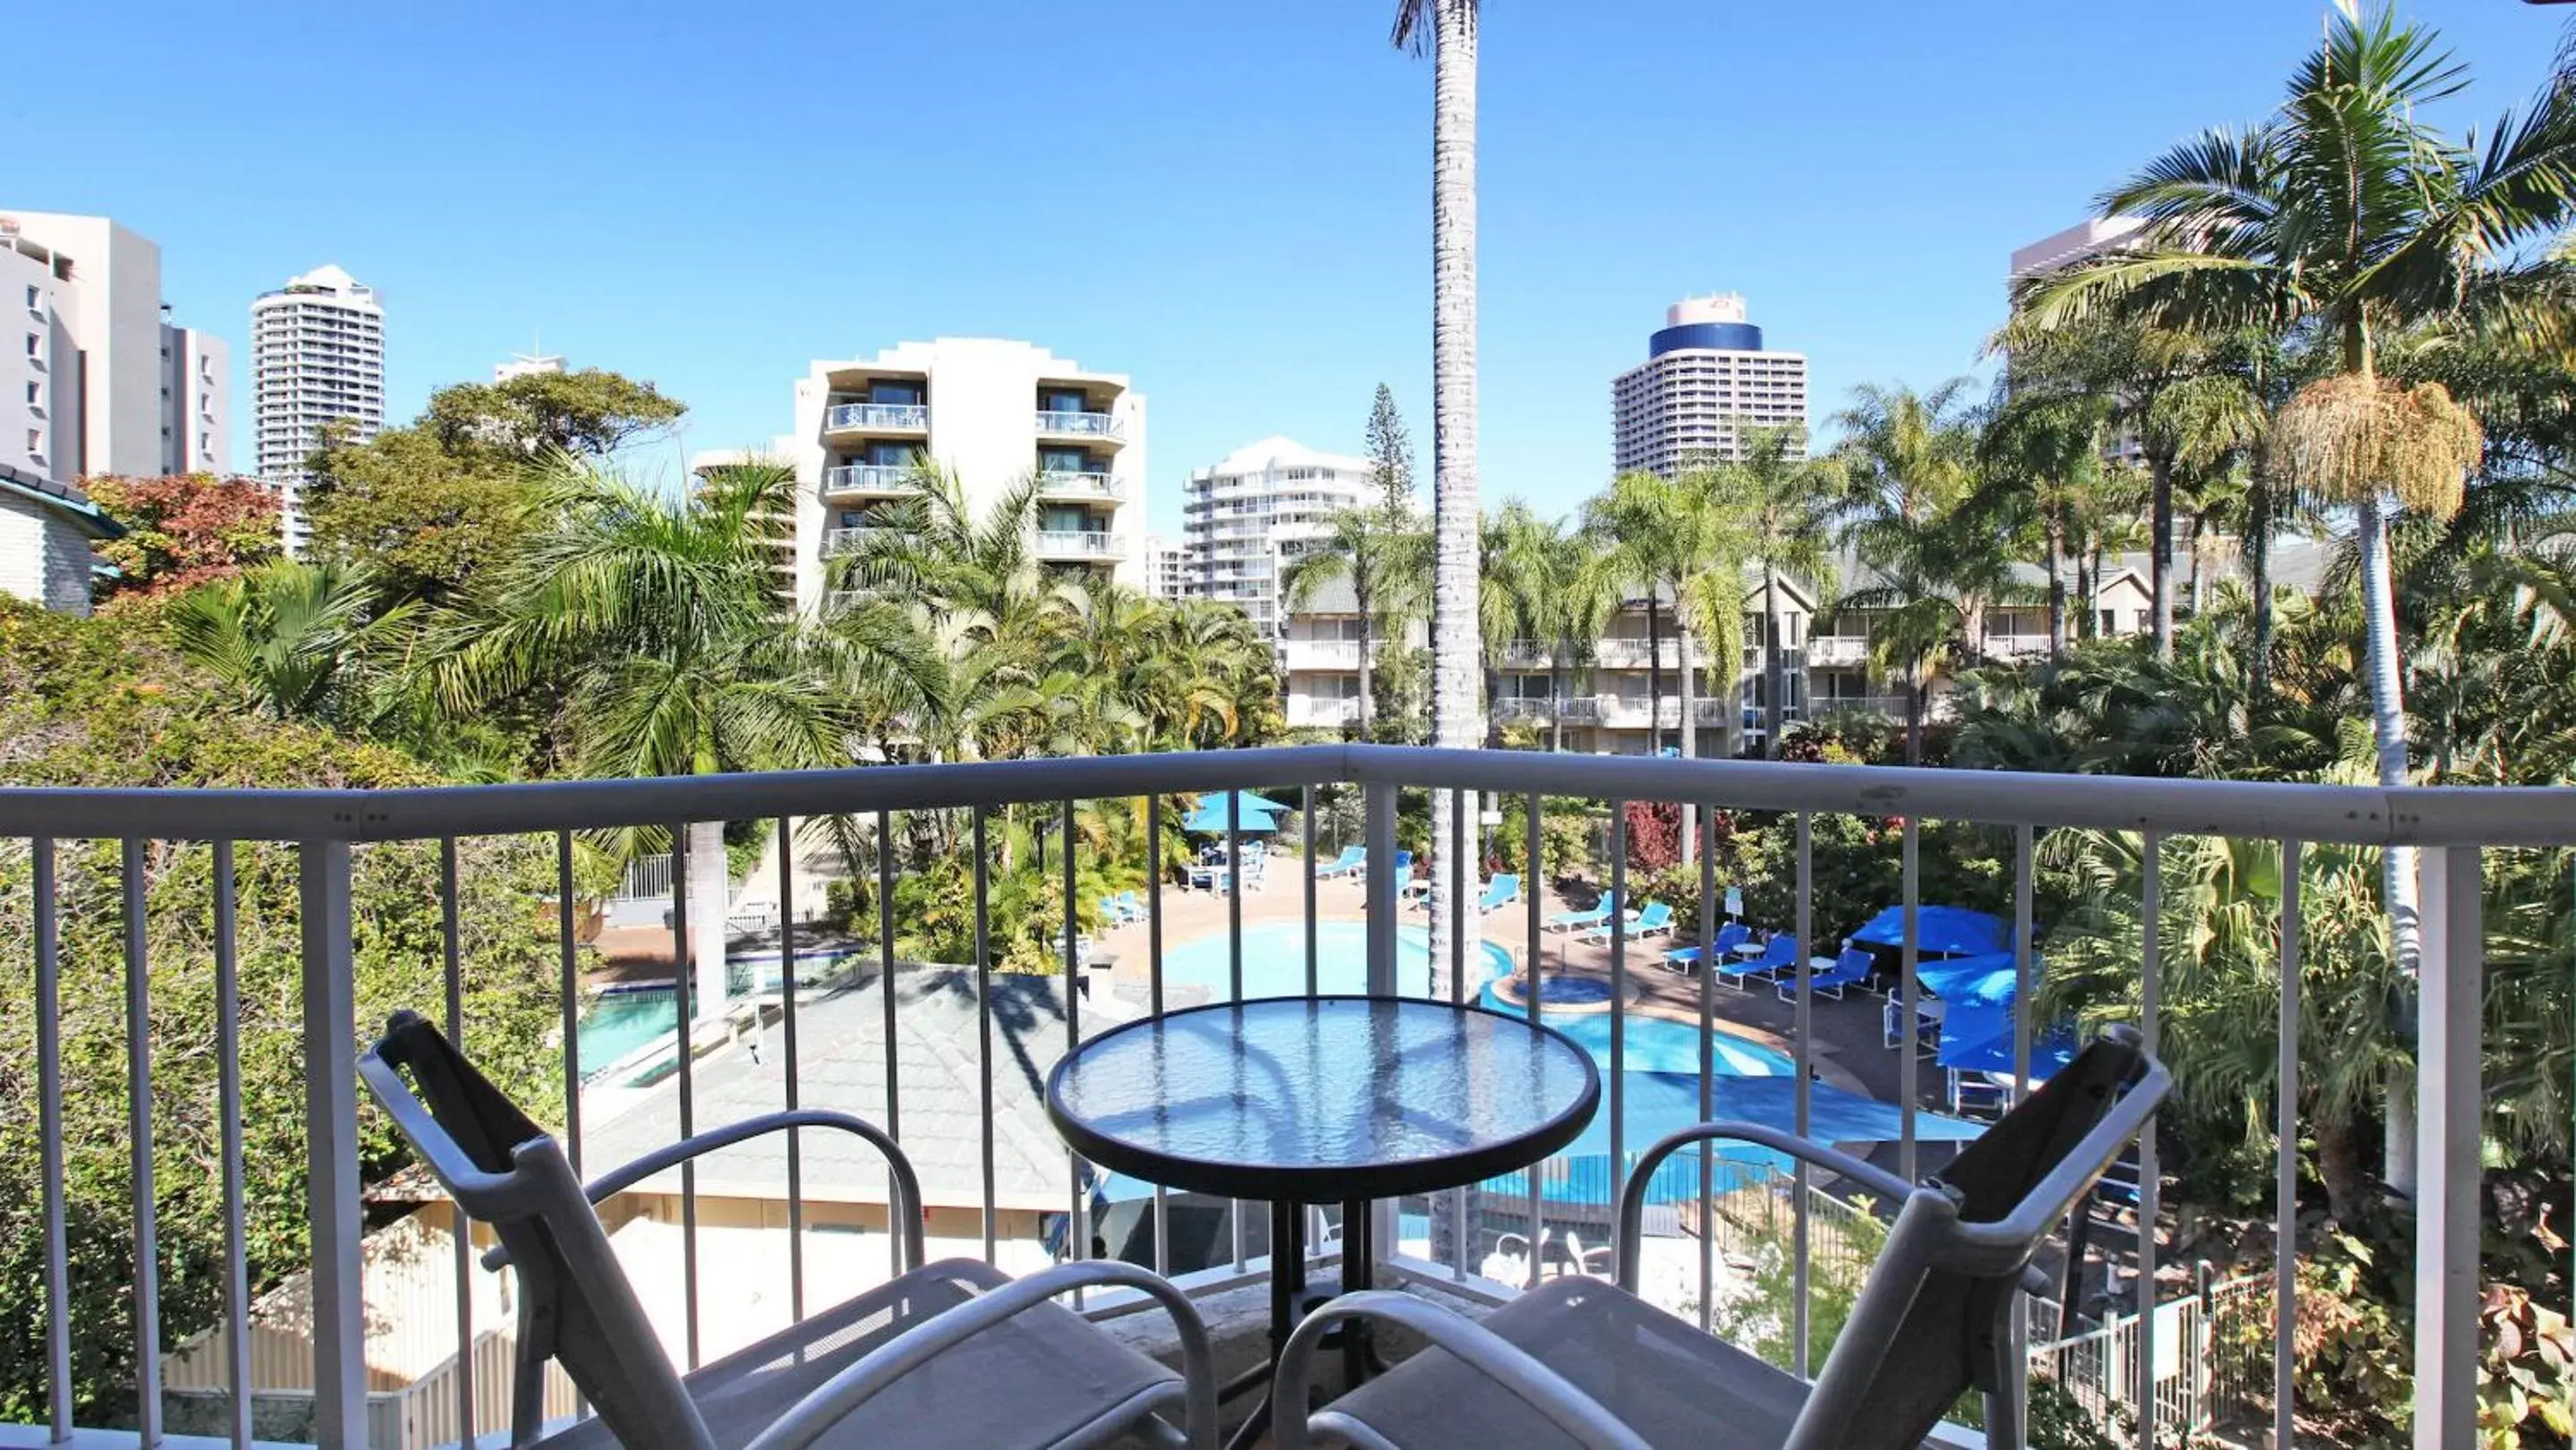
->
[1913,951,2028,1006]
[1849,905,2010,957]
[1180,790,1285,835]
[1937,1002,2080,1078]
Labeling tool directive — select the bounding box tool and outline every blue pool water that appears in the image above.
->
[1478,985,1801,1201]
[1158,921,1514,1002]
[575,947,867,1080]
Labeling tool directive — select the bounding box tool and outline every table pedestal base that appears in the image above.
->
[1222,1198,1377,1450]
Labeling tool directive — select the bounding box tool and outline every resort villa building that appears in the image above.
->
[786,337,1146,611]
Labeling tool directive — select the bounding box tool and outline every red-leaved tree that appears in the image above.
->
[1622,798,1680,874]
[83,473,282,604]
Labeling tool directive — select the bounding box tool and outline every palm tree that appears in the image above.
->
[1980,331,2118,657]
[169,559,415,724]
[1586,470,1749,852]
[1833,381,2027,763]
[1706,426,1842,757]
[1394,0,1482,989]
[435,456,937,1019]
[1280,503,1429,741]
[2018,4,2575,1191]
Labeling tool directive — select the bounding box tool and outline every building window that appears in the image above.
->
[22,382,34,405]
[23,285,36,310]
[23,334,37,357]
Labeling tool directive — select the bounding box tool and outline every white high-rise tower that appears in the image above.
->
[1611,294,1808,476]
[251,264,383,554]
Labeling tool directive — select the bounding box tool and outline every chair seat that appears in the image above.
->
[538,1258,1185,1450]
[1322,1276,1855,1450]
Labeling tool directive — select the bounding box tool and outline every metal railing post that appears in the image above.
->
[299,839,367,1450]
[2413,846,2482,1449]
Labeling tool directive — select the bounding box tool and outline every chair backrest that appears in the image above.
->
[1833,946,1875,977]
[1713,922,1751,953]
[1760,934,1798,965]
[1781,1026,2167,1450]
[360,1011,715,1450]
[1635,902,1671,927]
[1394,850,1413,872]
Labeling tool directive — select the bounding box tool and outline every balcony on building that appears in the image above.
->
[1032,380,1125,448]
[820,464,922,499]
[821,370,931,438]
[1032,527,1123,562]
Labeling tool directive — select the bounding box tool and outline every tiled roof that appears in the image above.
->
[0,462,120,539]
[580,968,1081,1214]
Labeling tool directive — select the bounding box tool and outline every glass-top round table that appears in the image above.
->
[1046,995,1600,1450]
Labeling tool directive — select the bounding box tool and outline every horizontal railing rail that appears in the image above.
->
[7,744,2570,848]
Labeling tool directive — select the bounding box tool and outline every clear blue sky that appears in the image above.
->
[9,1,2561,534]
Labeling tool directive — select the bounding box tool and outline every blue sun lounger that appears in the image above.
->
[1477,874,1521,910]
[1577,900,1672,943]
[1542,891,1619,933]
[1713,934,1799,990]
[1661,921,1748,975]
[1781,945,1875,1001]
[1314,845,1365,878]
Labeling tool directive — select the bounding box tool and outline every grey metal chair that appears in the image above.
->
[360,1011,1218,1450]
[1271,1025,2169,1450]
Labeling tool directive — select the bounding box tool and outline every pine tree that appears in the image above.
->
[1365,383,1416,515]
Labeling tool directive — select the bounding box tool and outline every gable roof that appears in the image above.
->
[0,463,122,541]
[580,968,1079,1213]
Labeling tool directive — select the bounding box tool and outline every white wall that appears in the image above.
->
[11,213,166,479]
[0,491,95,615]
[162,325,229,474]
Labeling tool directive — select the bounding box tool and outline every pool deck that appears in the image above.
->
[1089,863,1910,1113]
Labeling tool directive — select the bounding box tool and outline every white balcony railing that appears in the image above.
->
[1982,633,2053,661]
[1286,696,1363,727]
[820,526,894,557]
[1282,639,1363,670]
[824,402,930,432]
[1554,696,1603,721]
[1599,696,1682,728]
[1033,529,1122,560]
[1500,639,1552,667]
[0,745,2543,1449]
[821,464,919,494]
[1033,409,1123,440]
[1492,698,1554,722]
[1034,470,1123,502]
[1806,635,1869,668]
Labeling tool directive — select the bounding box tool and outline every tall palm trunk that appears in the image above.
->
[1674,606,1697,866]
[2045,510,2069,658]
[1424,0,1481,1001]
[1762,564,1787,760]
[1356,585,1375,739]
[1643,596,1663,750]
[2148,448,2176,660]
[1550,646,1569,753]
[1904,670,1926,765]
[2359,494,2421,1198]
[2248,472,2274,700]
[687,817,731,1022]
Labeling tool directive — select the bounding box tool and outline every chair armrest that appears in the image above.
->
[742,1259,1220,1450]
[483,1109,924,1274]
[1271,1291,1650,1450]
[1614,1121,1916,1291]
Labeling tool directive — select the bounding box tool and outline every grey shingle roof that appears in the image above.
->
[580,968,1080,1213]
[0,461,120,540]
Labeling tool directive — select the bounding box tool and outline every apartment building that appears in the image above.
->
[1612,294,1808,476]
[252,264,385,556]
[1,211,231,484]
[1141,533,1187,601]
[494,351,565,382]
[1179,436,1371,635]
[787,337,1144,611]
[1283,564,2160,753]
[2008,216,2147,287]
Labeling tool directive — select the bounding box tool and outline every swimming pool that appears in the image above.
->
[1157,921,1515,1002]
[574,947,868,1081]
[1477,986,1800,1201]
